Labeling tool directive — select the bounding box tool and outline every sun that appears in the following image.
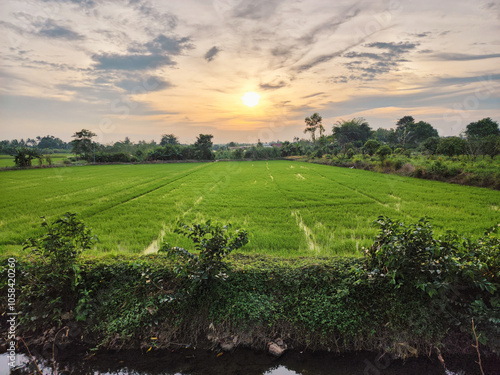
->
[241,92,261,107]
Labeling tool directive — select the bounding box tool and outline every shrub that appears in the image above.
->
[363,139,380,155]
[376,145,392,162]
[159,221,248,295]
[22,213,97,323]
[364,216,499,294]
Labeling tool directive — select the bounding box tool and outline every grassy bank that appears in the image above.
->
[1,213,498,369]
[2,251,499,359]
[292,154,500,190]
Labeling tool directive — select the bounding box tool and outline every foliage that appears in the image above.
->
[363,139,380,155]
[19,213,97,325]
[13,147,42,167]
[333,118,372,148]
[422,136,440,155]
[160,134,179,146]
[23,212,96,266]
[71,129,97,161]
[159,221,248,291]
[194,134,215,160]
[304,113,324,143]
[466,117,500,138]
[376,144,392,161]
[437,136,466,157]
[363,216,499,297]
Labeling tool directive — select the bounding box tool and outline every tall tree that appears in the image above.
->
[303,113,324,143]
[395,116,415,147]
[13,147,42,167]
[194,134,214,160]
[332,118,372,148]
[160,134,179,146]
[71,129,96,161]
[465,118,500,138]
[410,121,439,147]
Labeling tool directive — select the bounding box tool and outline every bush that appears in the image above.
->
[21,213,97,323]
[159,221,248,295]
[363,139,380,155]
[363,216,500,347]
[376,145,392,161]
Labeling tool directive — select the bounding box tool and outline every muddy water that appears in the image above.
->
[3,349,499,375]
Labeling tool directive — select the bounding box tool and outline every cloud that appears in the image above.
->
[204,46,220,62]
[365,42,418,54]
[130,0,178,30]
[143,34,193,55]
[338,41,419,80]
[35,19,84,40]
[92,33,193,71]
[436,73,500,86]
[92,53,175,70]
[40,0,97,8]
[259,80,287,90]
[232,0,282,20]
[432,53,500,61]
[115,76,173,92]
[302,92,325,99]
[298,6,361,46]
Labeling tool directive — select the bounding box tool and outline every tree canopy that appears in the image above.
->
[332,118,372,147]
[304,113,324,143]
[71,129,96,161]
[465,118,500,138]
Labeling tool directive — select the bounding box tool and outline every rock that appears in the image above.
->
[61,312,73,321]
[220,342,235,352]
[268,342,285,357]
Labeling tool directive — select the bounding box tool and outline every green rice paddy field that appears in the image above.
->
[0,160,499,256]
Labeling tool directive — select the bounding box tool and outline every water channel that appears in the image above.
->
[2,348,499,375]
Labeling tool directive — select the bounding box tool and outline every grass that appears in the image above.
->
[0,160,498,257]
[0,154,74,168]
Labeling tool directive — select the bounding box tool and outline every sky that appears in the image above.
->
[0,0,499,145]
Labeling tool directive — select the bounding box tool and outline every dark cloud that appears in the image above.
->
[92,53,175,70]
[338,41,419,81]
[365,42,419,54]
[302,92,325,99]
[115,76,173,92]
[35,19,84,40]
[296,51,344,72]
[93,33,193,71]
[259,80,287,90]
[143,34,193,55]
[204,46,220,62]
[232,0,282,20]
[436,73,500,85]
[40,0,96,8]
[270,45,291,57]
[432,53,500,61]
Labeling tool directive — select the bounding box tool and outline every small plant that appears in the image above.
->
[22,213,97,319]
[376,145,392,163]
[363,216,499,297]
[24,212,96,266]
[159,221,248,292]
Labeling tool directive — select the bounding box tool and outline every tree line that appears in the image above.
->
[297,114,499,160]
[2,115,499,167]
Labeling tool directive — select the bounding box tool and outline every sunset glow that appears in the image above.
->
[242,92,261,107]
[0,1,498,144]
